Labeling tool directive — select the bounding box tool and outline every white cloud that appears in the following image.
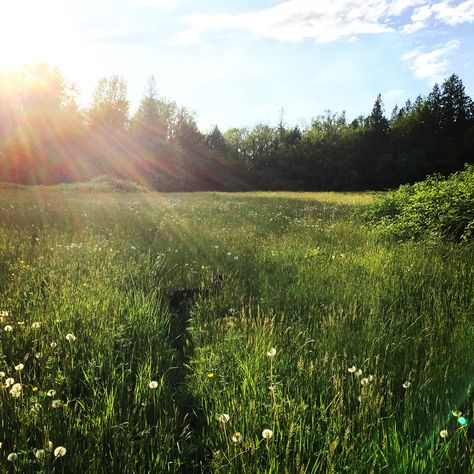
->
[432,0,474,25]
[411,4,432,20]
[172,0,420,45]
[402,40,460,83]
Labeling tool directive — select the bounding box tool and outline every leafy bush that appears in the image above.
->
[53,176,149,193]
[361,164,474,241]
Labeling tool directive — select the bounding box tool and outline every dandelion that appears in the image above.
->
[32,386,38,392]
[65,333,76,342]
[452,410,462,417]
[15,363,24,371]
[0,371,5,377]
[207,373,214,378]
[231,432,242,444]
[5,377,14,387]
[7,452,18,462]
[149,381,158,389]
[355,369,362,377]
[9,383,22,398]
[4,325,13,332]
[47,389,56,397]
[35,449,45,459]
[440,429,448,438]
[266,347,277,357]
[54,446,67,457]
[348,365,356,373]
[234,256,238,260]
[35,352,42,359]
[368,375,375,383]
[51,399,62,408]
[218,414,230,424]
[50,342,57,348]
[31,322,41,329]
[360,378,369,387]
[262,429,273,439]
[402,381,411,389]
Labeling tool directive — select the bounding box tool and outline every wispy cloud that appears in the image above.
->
[432,0,474,25]
[171,0,435,45]
[403,40,460,83]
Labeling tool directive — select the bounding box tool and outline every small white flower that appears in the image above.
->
[218,414,230,424]
[231,432,242,444]
[47,389,56,397]
[0,371,5,377]
[5,377,14,387]
[360,378,369,387]
[402,381,411,389]
[31,322,41,329]
[65,333,76,342]
[51,399,62,409]
[7,452,18,462]
[355,369,362,377]
[35,449,45,459]
[149,381,158,389]
[262,429,273,439]
[14,363,24,371]
[440,429,448,438]
[348,366,356,373]
[50,341,58,348]
[4,325,13,332]
[9,383,22,398]
[266,348,277,357]
[54,446,67,457]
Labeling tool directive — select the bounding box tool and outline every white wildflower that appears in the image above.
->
[4,325,13,332]
[440,429,448,438]
[266,348,277,357]
[65,333,76,342]
[9,383,22,398]
[149,381,158,389]
[54,446,66,457]
[262,429,273,439]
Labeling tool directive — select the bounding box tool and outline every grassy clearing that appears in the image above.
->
[0,189,472,473]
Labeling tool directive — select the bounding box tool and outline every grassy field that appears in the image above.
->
[0,189,472,473]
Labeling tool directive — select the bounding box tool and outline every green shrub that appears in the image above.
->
[361,164,474,241]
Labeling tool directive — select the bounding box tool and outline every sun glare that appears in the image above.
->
[0,1,75,68]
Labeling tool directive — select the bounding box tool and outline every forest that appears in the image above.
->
[0,64,473,191]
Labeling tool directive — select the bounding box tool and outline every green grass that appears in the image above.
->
[0,189,472,473]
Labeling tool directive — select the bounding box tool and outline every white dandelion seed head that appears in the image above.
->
[5,377,14,387]
[65,333,76,342]
[402,381,411,389]
[368,375,375,383]
[355,369,363,377]
[348,365,357,373]
[262,429,273,439]
[7,452,18,462]
[0,371,5,378]
[54,446,67,457]
[440,429,448,438]
[231,432,242,444]
[266,348,277,357]
[47,389,56,397]
[51,399,62,409]
[4,325,13,332]
[35,449,45,459]
[9,383,22,398]
[31,322,41,329]
[218,413,230,424]
[50,341,58,348]
[149,381,158,389]
[14,363,24,371]
[360,378,369,387]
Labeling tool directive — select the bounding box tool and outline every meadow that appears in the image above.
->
[0,188,472,473]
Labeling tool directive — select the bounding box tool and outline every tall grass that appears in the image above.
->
[0,189,472,472]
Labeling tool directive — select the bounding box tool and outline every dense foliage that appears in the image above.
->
[0,65,473,190]
[362,164,474,241]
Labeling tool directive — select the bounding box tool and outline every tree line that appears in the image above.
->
[0,64,472,191]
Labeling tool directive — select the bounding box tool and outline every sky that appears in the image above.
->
[0,0,473,131]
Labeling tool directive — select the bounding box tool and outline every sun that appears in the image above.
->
[0,0,75,68]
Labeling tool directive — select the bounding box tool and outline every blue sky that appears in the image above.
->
[0,0,473,130]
